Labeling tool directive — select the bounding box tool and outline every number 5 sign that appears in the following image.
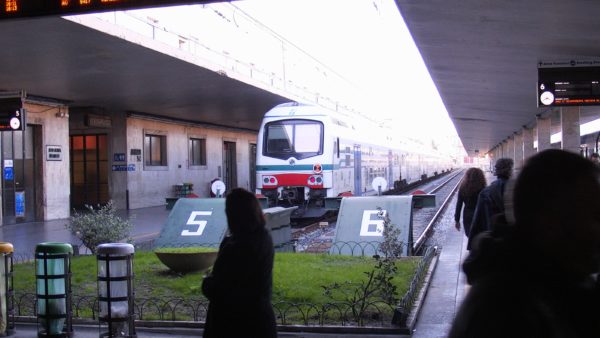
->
[182,211,212,236]
[154,198,227,249]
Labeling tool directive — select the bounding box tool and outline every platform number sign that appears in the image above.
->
[0,97,25,131]
[359,210,386,237]
[182,211,212,236]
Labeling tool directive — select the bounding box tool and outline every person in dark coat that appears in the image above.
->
[449,149,600,338]
[466,158,513,250]
[202,188,277,338]
[454,167,486,239]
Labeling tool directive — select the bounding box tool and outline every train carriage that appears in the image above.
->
[256,102,453,217]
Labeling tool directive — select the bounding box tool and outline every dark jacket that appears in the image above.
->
[450,220,600,338]
[202,228,277,338]
[454,190,480,237]
[467,178,507,249]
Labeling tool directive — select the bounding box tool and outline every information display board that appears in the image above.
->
[538,61,600,107]
[0,0,218,19]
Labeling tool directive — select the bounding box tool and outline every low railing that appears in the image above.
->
[12,242,438,329]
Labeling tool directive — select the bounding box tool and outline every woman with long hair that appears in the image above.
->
[202,188,277,338]
[454,168,486,238]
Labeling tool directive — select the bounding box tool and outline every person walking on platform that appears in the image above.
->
[454,167,486,241]
[449,149,600,338]
[590,152,600,166]
[202,188,277,338]
[466,158,513,250]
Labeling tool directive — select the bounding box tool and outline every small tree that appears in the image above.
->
[322,207,402,325]
[66,200,133,253]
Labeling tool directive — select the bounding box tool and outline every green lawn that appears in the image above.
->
[14,251,420,323]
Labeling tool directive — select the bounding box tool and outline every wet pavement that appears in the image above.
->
[0,205,170,255]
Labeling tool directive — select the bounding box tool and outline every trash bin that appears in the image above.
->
[35,242,73,338]
[97,243,136,338]
[0,242,14,336]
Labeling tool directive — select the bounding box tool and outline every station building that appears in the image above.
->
[0,96,259,226]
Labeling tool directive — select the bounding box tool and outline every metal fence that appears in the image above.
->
[12,242,438,328]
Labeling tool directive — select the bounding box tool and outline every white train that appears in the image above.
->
[255,102,454,217]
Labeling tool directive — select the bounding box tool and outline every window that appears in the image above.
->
[144,134,167,166]
[263,119,323,160]
[189,137,207,166]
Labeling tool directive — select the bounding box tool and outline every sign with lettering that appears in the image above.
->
[46,145,62,161]
[330,196,415,256]
[153,198,228,249]
[112,164,135,172]
[114,153,126,162]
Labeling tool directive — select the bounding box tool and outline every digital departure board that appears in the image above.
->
[538,61,600,107]
[0,96,25,131]
[0,0,219,19]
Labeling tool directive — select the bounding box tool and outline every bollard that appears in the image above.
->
[35,242,73,338]
[0,242,15,336]
[96,243,136,338]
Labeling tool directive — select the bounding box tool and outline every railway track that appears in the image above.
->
[292,169,465,254]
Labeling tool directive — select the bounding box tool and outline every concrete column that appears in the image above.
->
[522,127,535,161]
[560,106,581,154]
[506,137,514,161]
[514,132,524,173]
[536,115,551,151]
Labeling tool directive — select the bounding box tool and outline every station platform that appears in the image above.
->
[0,192,470,337]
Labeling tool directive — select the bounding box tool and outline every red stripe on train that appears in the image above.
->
[263,173,323,188]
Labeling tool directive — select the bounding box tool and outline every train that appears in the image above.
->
[255,102,455,217]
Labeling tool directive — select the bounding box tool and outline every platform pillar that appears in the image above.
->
[505,137,514,162]
[536,115,552,151]
[522,127,535,161]
[560,106,581,154]
[514,132,524,173]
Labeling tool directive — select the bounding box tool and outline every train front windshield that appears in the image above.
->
[263,120,323,160]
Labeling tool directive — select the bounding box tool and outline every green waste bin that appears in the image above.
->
[35,242,73,338]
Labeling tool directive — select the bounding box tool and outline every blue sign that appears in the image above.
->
[15,191,25,217]
[112,164,135,172]
[3,167,13,180]
[114,153,126,162]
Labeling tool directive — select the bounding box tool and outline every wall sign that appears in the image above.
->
[86,114,112,128]
[15,191,25,217]
[114,153,126,162]
[112,164,136,172]
[3,167,13,180]
[46,145,62,161]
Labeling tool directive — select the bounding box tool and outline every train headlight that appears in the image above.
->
[262,175,278,186]
[307,175,323,186]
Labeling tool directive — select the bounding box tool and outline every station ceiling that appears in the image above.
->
[3,2,599,153]
[394,0,600,156]
[0,16,288,132]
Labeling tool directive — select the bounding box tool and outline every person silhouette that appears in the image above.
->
[202,188,277,338]
[467,158,513,249]
[454,167,487,240]
[449,149,600,338]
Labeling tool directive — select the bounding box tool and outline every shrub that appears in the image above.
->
[322,207,402,325]
[65,200,133,253]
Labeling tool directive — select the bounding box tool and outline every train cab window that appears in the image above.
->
[264,119,323,160]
